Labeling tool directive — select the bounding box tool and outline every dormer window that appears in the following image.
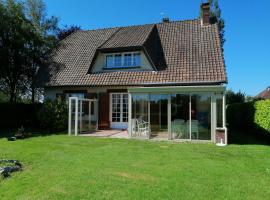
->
[105,52,141,69]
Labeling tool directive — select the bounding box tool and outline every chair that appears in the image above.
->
[132,117,151,138]
[171,119,187,139]
[187,120,199,139]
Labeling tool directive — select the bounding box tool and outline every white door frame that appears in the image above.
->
[110,93,129,129]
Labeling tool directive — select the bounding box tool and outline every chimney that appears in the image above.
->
[201,3,210,26]
[162,17,170,23]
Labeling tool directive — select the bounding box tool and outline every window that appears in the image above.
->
[105,52,141,68]
[133,53,141,66]
[124,53,132,66]
[106,55,114,68]
[114,54,122,67]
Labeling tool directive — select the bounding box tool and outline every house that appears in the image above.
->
[256,86,270,100]
[44,3,228,144]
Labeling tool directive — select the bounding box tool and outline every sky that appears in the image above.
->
[44,0,270,96]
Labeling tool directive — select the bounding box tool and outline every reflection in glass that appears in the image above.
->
[149,94,168,139]
[191,94,211,140]
[171,94,190,139]
[131,94,150,138]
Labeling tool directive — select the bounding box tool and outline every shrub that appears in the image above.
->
[227,99,270,135]
[38,97,68,132]
[254,100,270,133]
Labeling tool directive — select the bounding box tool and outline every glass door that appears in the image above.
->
[110,93,128,129]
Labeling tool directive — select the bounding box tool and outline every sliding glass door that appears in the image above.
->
[191,94,211,140]
[170,93,212,140]
[149,94,168,139]
[171,94,190,139]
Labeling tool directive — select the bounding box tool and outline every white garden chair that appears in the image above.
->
[135,117,151,139]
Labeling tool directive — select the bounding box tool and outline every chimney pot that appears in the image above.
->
[201,3,210,26]
[162,17,170,23]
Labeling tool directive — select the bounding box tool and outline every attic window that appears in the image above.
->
[105,52,141,69]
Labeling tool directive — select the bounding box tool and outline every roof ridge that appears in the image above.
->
[77,18,200,33]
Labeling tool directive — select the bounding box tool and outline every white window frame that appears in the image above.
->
[104,52,141,69]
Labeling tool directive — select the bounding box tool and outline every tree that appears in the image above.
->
[208,0,225,50]
[226,90,245,105]
[57,25,81,41]
[24,0,58,103]
[0,0,35,102]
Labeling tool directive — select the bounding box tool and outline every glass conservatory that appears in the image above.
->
[128,86,227,144]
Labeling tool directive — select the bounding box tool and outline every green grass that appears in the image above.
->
[0,135,270,200]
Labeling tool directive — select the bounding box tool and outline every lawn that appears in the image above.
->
[0,135,270,200]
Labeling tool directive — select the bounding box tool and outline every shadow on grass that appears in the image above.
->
[229,130,270,145]
[0,128,67,140]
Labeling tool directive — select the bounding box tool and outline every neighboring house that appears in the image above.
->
[44,3,228,143]
[256,86,270,99]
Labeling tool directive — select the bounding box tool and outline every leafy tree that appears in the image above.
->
[0,0,35,102]
[208,0,225,49]
[24,0,58,103]
[226,90,245,105]
[200,0,225,50]
[57,25,81,41]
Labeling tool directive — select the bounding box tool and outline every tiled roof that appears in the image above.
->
[46,19,227,87]
[98,24,155,50]
[257,87,270,99]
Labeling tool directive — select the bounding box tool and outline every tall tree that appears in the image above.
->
[24,0,58,103]
[0,0,34,102]
[57,25,81,41]
[208,0,225,50]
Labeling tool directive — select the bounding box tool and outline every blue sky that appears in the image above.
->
[44,0,270,96]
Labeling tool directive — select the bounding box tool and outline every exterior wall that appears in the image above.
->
[91,51,154,73]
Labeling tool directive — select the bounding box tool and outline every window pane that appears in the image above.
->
[124,54,132,67]
[216,96,223,127]
[133,53,141,66]
[191,94,211,140]
[106,55,113,68]
[171,94,190,139]
[114,54,122,67]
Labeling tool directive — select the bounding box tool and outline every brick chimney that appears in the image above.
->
[162,17,170,23]
[201,3,210,26]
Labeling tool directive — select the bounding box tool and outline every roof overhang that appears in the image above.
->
[128,85,226,94]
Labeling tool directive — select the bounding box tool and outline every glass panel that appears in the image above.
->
[114,54,122,67]
[216,96,223,127]
[106,55,113,68]
[70,99,76,135]
[171,94,190,139]
[123,53,132,67]
[80,101,92,132]
[191,94,211,140]
[150,94,168,139]
[133,53,141,66]
[131,94,149,138]
[122,94,128,122]
[112,94,121,122]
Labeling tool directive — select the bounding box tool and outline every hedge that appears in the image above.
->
[0,97,68,132]
[254,100,270,133]
[0,103,42,129]
[227,99,270,134]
